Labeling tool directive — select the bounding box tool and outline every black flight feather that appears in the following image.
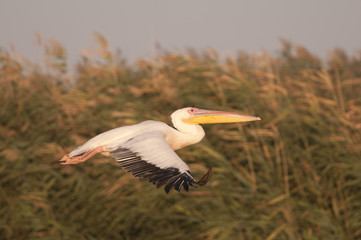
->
[110,148,198,193]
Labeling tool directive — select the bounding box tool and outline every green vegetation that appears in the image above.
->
[1,35,361,239]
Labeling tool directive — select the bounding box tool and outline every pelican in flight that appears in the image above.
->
[60,107,260,193]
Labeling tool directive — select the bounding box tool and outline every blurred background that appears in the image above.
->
[1,1,361,239]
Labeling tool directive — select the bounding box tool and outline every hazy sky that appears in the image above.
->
[1,0,361,67]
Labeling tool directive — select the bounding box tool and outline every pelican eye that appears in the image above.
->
[188,108,198,114]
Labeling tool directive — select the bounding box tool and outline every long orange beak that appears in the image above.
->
[183,108,261,124]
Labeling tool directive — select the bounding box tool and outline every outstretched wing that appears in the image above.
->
[109,131,211,193]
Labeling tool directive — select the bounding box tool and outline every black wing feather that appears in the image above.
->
[110,148,196,193]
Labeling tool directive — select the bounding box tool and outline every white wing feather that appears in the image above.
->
[109,131,197,193]
[68,120,166,157]
[121,131,191,173]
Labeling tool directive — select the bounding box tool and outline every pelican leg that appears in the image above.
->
[60,146,104,165]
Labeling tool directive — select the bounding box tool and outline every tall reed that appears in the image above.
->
[1,36,360,239]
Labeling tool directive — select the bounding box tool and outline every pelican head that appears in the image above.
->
[171,107,261,125]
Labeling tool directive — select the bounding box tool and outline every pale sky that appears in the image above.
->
[1,0,361,67]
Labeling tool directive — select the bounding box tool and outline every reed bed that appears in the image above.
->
[1,36,361,239]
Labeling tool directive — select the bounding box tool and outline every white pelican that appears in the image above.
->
[60,107,260,193]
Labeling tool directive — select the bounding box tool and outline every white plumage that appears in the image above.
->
[61,107,260,193]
